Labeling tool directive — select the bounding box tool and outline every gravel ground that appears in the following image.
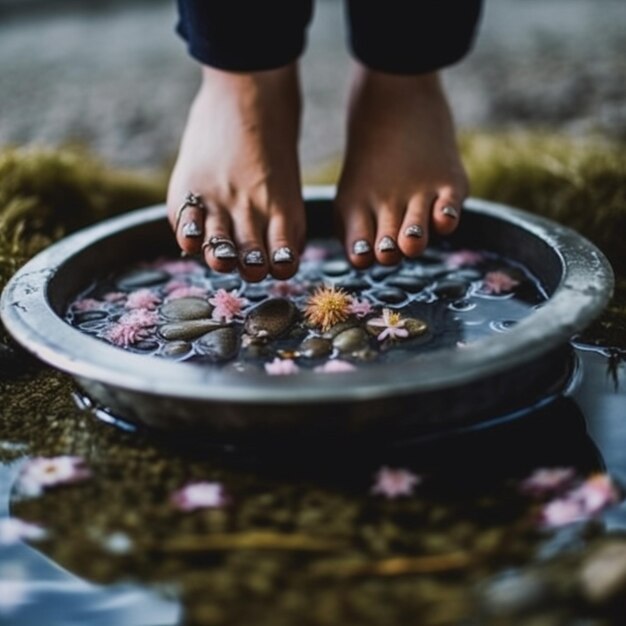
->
[1,0,625,173]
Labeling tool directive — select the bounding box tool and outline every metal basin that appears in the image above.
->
[0,187,614,446]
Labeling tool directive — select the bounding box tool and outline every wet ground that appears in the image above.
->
[1,0,625,172]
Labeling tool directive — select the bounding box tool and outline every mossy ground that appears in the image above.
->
[1,136,625,625]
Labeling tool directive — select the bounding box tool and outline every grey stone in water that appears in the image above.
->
[162,341,192,357]
[116,269,169,291]
[336,278,370,293]
[387,276,429,293]
[243,285,269,301]
[300,336,333,358]
[196,327,240,362]
[433,280,468,299]
[212,277,242,292]
[447,269,483,281]
[404,318,428,337]
[322,320,359,339]
[244,298,297,339]
[73,310,108,325]
[321,260,351,276]
[134,340,159,352]
[370,265,398,281]
[580,540,626,605]
[372,287,406,304]
[159,319,224,341]
[161,297,213,321]
[333,327,369,353]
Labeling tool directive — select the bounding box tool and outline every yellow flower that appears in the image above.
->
[304,285,352,332]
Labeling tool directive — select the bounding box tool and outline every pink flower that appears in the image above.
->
[209,289,249,323]
[445,249,485,269]
[0,518,47,545]
[72,298,102,312]
[105,323,148,347]
[125,288,161,310]
[171,481,227,512]
[367,308,409,342]
[16,456,91,498]
[520,467,576,497]
[371,466,421,499]
[349,297,373,318]
[301,245,329,262]
[482,271,521,295]
[314,360,356,373]
[103,292,126,303]
[119,309,159,328]
[166,286,208,301]
[264,358,300,376]
[540,473,620,529]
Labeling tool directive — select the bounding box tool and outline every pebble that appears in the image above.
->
[162,341,192,358]
[196,327,240,362]
[335,278,370,293]
[579,540,626,605]
[134,340,159,352]
[299,336,332,358]
[480,569,551,616]
[372,287,406,305]
[447,269,483,281]
[333,327,369,353]
[322,320,359,339]
[386,276,429,293]
[161,297,213,321]
[211,277,242,292]
[159,319,224,341]
[244,298,297,339]
[433,280,468,299]
[116,269,169,291]
[370,265,398,281]
[321,260,351,276]
[404,318,428,337]
[73,310,108,324]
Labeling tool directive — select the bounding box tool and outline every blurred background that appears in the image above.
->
[1,0,625,178]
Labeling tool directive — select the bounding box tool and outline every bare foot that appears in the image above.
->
[167,64,305,282]
[335,66,469,268]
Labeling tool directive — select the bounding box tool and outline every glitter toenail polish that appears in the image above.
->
[377,236,397,252]
[442,206,459,220]
[272,247,294,264]
[404,225,424,238]
[182,221,202,238]
[244,250,265,266]
[353,239,372,255]
[214,243,237,260]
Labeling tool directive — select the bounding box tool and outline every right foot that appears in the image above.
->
[167,64,306,282]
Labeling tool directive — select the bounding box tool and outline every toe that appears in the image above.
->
[202,204,238,274]
[432,186,466,236]
[373,201,404,266]
[339,202,376,270]
[232,208,269,283]
[267,211,303,281]
[168,191,205,256]
[398,194,431,258]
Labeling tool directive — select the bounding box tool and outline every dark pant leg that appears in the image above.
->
[176,0,314,71]
[346,0,483,74]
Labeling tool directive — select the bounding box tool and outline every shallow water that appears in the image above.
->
[0,347,624,626]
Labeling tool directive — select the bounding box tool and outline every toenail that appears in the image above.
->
[214,243,237,260]
[404,225,424,238]
[442,206,459,220]
[243,250,265,266]
[175,192,205,230]
[353,239,372,255]
[182,221,202,238]
[272,247,294,264]
[377,236,397,252]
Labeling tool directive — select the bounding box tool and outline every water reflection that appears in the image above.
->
[0,463,181,626]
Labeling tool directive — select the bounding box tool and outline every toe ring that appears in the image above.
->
[175,192,206,231]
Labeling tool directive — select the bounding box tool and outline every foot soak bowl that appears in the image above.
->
[0,187,614,446]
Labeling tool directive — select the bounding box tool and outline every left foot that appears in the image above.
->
[335,67,469,268]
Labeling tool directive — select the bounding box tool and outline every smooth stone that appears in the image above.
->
[447,269,482,281]
[243,285,269,301]
[161,297,212,321]
[300,336,333,358]
[336,278,370,292]
[387,276,429,293]
[77,320,107,331]
[321,260,351,276]
[580,540,626,605]
[370,265,397,281]
[333,327,369,353]
[481,570,551,616]
[372,287,406,304]
[159,319,224,341]
[404,318,428,337]
[433,280,468,299]
[195,327,240,362]
[162,341,192,357]
[211,277,242,292]
[116,269,169,291]
[322,320,359,339]
[244,298,297,339]
[134,340,159,352]
[73,310,108,324]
